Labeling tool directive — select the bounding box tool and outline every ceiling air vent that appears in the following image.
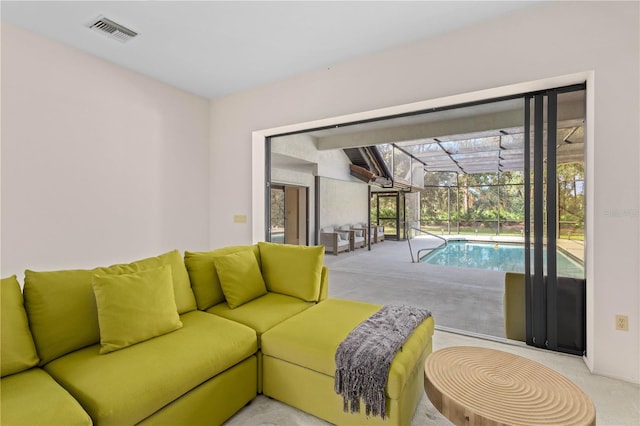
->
[88,16,137,43]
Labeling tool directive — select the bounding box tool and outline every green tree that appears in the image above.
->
[557,163,585,234]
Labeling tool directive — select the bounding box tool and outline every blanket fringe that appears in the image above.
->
[334,305,431,419]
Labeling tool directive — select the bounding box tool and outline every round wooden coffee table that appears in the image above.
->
[424,346,596,425]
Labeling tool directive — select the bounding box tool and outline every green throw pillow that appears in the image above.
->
[96,249,196,314]
[258,242,324,302]
[92,266,183,354]
[184,245,261,310]
[214,249,267,309]
[24,268,101,365]
[1,276,40,376]
[23,249,194,365]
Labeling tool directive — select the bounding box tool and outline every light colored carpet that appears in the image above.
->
[224,393,447,426]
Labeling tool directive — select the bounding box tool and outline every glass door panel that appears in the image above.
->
[554,90,586,354]
[270,185,309,246]
[376,193,399,240]
[270,186,285,244]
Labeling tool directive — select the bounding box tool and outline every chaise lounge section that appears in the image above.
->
[262,298,434,425]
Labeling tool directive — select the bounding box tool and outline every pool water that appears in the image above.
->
[421,241,584,278]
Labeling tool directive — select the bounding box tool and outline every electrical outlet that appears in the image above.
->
[615,315,629,331]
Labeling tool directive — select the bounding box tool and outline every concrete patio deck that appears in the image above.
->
[324,239,508,338]
[323,235,585,340]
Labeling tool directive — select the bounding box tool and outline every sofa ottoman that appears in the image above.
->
[261,298,435,425]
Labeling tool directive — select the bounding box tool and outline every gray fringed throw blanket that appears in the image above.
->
[334,305,431,419]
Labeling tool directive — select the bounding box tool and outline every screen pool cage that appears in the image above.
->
[391,117,585,240]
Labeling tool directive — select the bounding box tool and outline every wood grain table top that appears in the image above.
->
[424,346,596,426]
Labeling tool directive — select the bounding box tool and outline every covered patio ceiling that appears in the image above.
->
[271,89,586,179]
[395,118,585,175]
[306,89,586,176]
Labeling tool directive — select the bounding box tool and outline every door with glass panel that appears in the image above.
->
[374,192,399,240]
[270,184,309,245]
[524,87,586,355]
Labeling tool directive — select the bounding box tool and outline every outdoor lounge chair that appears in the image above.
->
[320,226,350,255]
[341,225,365,250]
[353,223,375,245]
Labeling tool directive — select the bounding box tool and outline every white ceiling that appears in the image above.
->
[1,1,541,99]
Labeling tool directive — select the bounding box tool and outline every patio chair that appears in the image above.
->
[343,225,366,250]
[337,225,356,251]
[374,225,385,243]
[320,226,350,255]
[353,223,376,245]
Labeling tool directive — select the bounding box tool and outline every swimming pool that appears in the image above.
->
[420,241,584,278]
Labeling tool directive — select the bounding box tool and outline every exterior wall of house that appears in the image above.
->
[209,2,639,382]
[1,24,211,275]
[318,177,369,231]
[271,133,367,244]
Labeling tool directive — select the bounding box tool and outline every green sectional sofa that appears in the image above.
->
[1,242,434,426]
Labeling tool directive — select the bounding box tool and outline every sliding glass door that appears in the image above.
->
[525,86,586,355]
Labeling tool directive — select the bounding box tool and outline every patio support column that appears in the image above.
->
[447,184,451,234]
[456,173,460,234]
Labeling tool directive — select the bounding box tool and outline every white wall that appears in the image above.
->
[1,24,210,277]
[209,2,639,383]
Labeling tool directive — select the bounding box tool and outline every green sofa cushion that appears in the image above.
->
[258,242,324,302]
[207,292,313,348]
[24,250,196,365]
[92,266,183,354]
[24,268,100,365]
[0,368,92,426]
[44,311,256,426]
[184,245,261,310]
[95,249,196,315]
[1,276,40,377]
[261,298,435,400]
[214,249,267,309]
[137,356,257,426]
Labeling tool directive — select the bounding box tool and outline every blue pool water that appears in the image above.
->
[421,241,584,278]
